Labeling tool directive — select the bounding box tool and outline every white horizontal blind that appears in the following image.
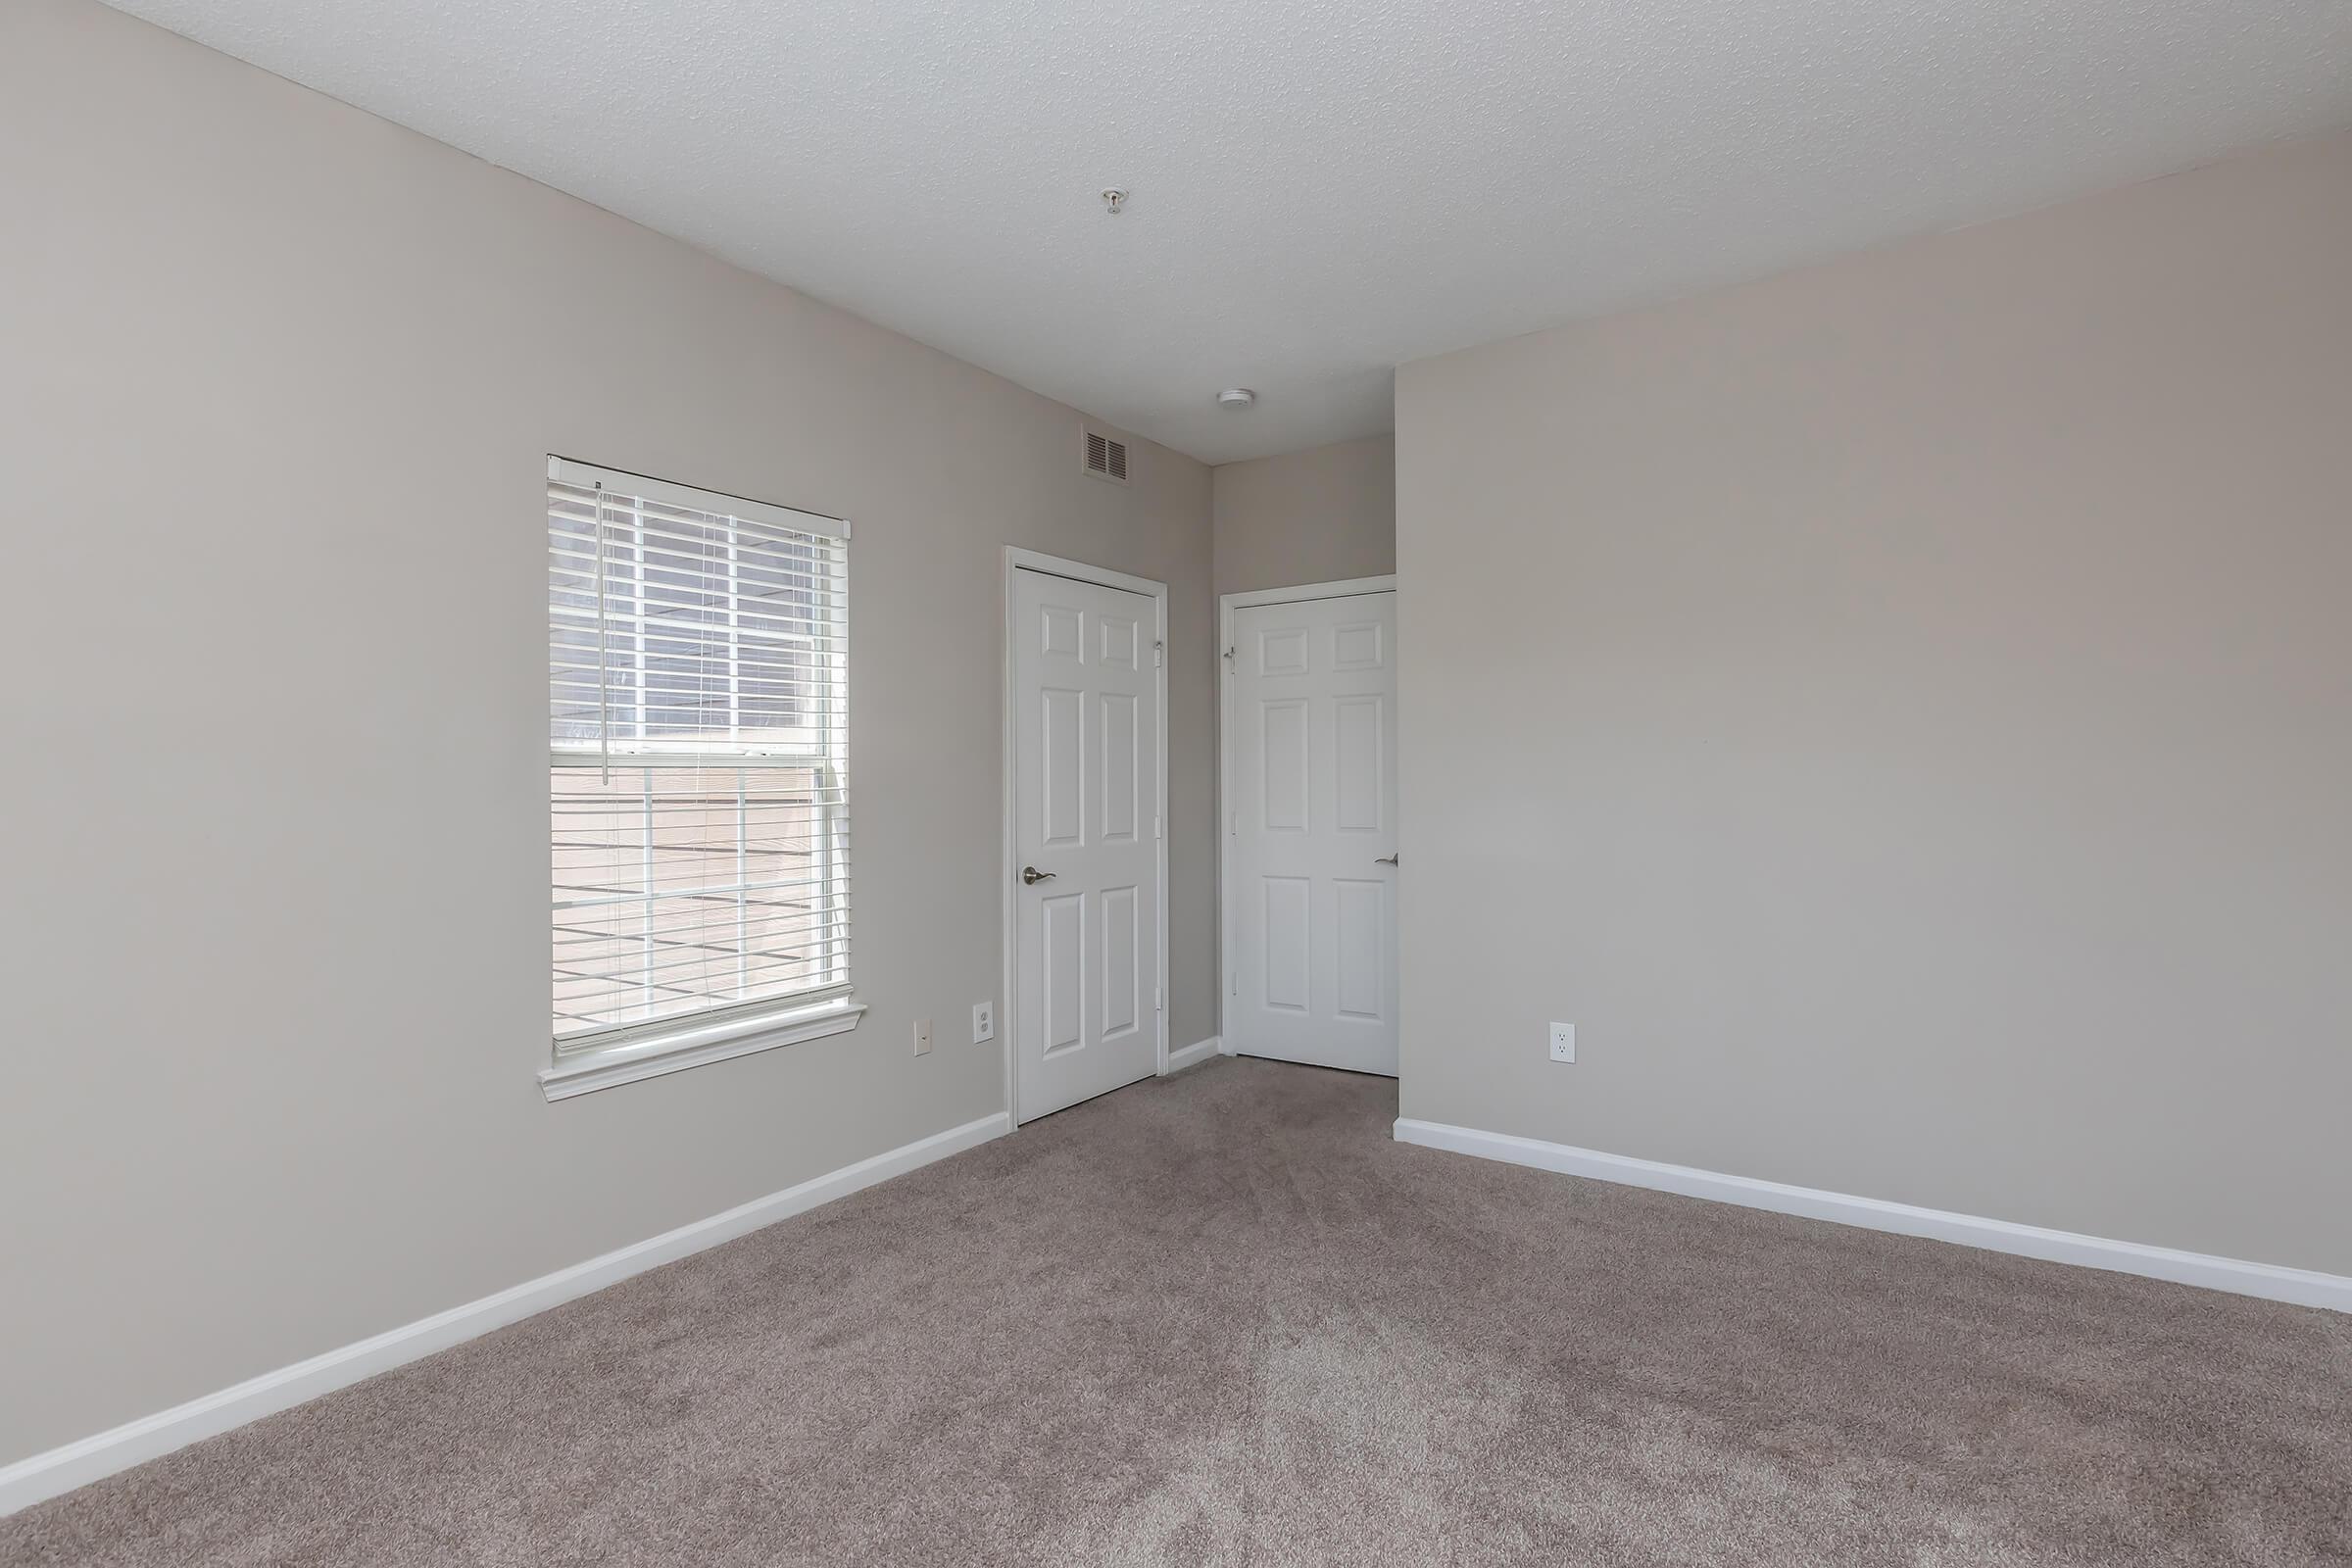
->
[547,460,850,1048]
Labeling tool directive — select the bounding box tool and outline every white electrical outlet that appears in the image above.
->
[972,1002,995,1044]
[914,1018,933,1056]
[1548,1022,1576,1063]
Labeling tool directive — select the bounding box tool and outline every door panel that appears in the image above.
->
[1014,567,1161,1121]
[1228,590,1398,1075]
[1102,884,1140,1038]
[1040,891,1085,1055]
[1334,696,1384,831]
[1334,878,1387,1020]
[1261,700,1309,831]
[1042,686,1083,845]
[1263,877,1311,1011]
[1100,691,1139,842]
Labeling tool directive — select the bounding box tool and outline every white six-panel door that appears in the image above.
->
[1226,589,1398,1075]
[1012,566,1162,1122]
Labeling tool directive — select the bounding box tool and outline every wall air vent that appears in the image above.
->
[1083,426,1130,485]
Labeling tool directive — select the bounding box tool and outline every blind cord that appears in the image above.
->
[593,481,611,784]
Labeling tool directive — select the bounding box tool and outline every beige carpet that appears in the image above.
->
[6,1057,2348,1565]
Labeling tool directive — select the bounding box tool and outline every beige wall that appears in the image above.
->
[1212,435,1396,597]
[1396,130,2352,1277]
[0,0,1213,1464]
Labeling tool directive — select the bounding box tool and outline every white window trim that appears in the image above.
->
[539,994,866,1102]
[542,456,858,1102]
[546,456,850,541]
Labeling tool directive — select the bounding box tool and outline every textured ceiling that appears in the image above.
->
[102,0,2352,464]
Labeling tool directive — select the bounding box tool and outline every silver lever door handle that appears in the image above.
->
[1022,865,1056,885]
[1376,854,1398,866]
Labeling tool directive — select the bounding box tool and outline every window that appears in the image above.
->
[545,458,854,1092]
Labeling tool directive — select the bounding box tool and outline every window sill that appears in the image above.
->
[538,996,865,1102]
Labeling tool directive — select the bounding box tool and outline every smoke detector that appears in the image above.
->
[1216,388,1257,410]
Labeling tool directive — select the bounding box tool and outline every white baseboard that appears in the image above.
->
[1164,1036,1221,1073]
[0,1111,1010,1517]
[1393,1118,2352,1315]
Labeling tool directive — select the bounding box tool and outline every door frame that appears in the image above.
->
[1001,547,1171,1126]
[1216,574,1399,1052]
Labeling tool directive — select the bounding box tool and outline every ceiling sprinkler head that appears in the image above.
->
[1216,388,1257,410]
[1101,188,1128,214]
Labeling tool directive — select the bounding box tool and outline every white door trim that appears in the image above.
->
[1222,574,1397,614]
[1002,548,1171,1125]
[1216,574,1398,1048]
